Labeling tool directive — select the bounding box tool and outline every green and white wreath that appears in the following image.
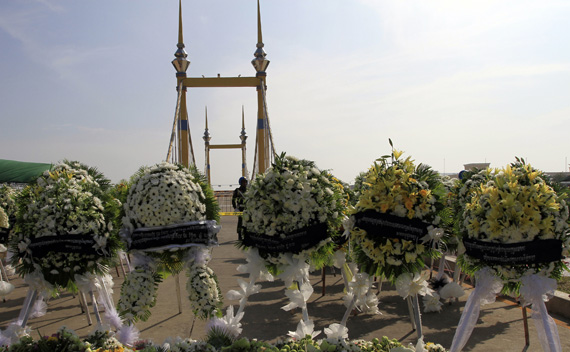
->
[3,161,122,343]
[0,185,18,244]
[10,160,122,290]
[216,153,346,341]
[118,162,222,343]
[239,153,345,270]
[0,207,8,230]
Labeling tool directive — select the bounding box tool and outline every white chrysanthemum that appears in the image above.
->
[117,267,159,323]
[124,162,207,229]
[242,156,343,240]
[0,207,8,229]
[186,264,222,320]
[13,162,118,287]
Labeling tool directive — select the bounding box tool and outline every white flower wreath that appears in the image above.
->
[220,153,346,340]
[0,207,8,229]
[118,162,222,327]
[10,161,121,289]
[240,154,345,269]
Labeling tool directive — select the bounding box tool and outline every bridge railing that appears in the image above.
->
[214,190,241,215]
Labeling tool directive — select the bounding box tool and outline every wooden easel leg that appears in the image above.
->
[522,305,530,351]
[120,253,128,277]
[175,274,182,314]
[321,267,326,296]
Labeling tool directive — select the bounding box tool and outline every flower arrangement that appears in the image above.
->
[0,207,8,229]
[9,161,122,288]
[224,153,347,341]
[0,329,449,352]
[123,163,209,230]
[437,176,461,254]
[347,145,445,282]
[0,185,17,218]
[121,162,219,274]
[85,329,132,352]
[0,327,88,352]
[186,263,223,320]
[240,153,345,270]
[0,185,17,243]
[117,265,163,323]
[118,162,221,326]
[457,160,570,293]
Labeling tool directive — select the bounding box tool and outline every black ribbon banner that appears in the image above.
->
[463,237,563,265]
[129,220,219,251]
[353,209,429,243]
[242,222,329,254]
[28,234,100,257]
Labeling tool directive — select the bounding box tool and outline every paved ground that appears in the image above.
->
[1,216,569,351]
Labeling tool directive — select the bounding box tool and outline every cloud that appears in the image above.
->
[34,0,65,13]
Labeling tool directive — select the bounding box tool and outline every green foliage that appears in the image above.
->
[0,331,448,352]
[5,327,88,352]
[206,327,235,350]
[187,164,220,223]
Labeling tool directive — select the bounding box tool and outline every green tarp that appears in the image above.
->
[0,159,52,183]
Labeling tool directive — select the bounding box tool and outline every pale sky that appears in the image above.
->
[1,0,569,189]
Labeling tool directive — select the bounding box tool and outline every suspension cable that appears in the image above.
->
[260,82,276,162]
[166,81,184,162]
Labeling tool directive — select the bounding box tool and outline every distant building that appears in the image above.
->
[463,163,490,171]
[545,172,570,187]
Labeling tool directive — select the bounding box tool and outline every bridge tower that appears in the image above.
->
[166,0,275,177]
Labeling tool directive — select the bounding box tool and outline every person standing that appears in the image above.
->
[232,177,248,240]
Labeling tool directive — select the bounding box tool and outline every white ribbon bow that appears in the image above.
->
[282,281,314,312]
[237,248,274,282]
[278,254,310,288]
[287,319,321,340]
[449,267,503,352]
[395,272,430,299]
[206,305,244,338]
[520,274,561,352]
[227,279,261,304]
[324,323,349,340]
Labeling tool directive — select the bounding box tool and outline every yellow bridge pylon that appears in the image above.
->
[166,0,276,178]
[203,106,249,185]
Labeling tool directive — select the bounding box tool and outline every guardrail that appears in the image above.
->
[214,191,242,215]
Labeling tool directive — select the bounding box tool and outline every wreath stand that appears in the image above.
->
[16,270,118,332]
[224,223,345,338]
[450,261,563,351]
[118,220,221,333]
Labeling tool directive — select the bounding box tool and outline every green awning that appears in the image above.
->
[0,159,53,183]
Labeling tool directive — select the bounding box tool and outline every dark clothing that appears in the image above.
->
[232,187,246,211]
[232,187,246,240]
